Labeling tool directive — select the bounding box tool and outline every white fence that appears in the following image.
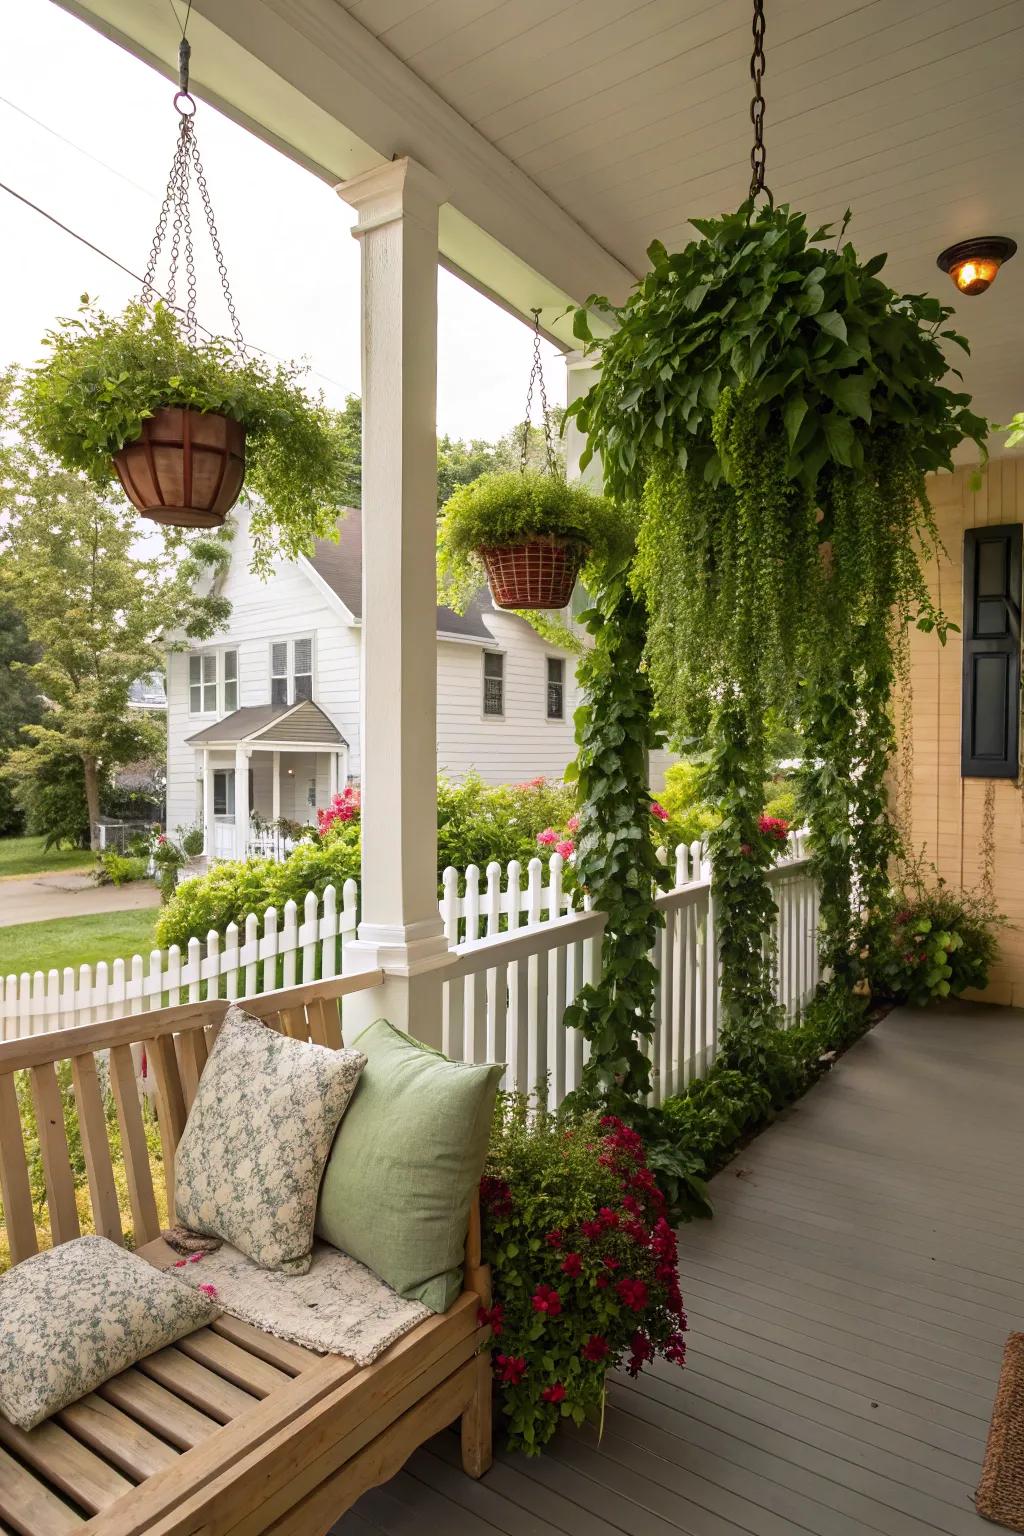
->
[0,834,819,1104]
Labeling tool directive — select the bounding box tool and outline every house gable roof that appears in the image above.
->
[305,514,496,642]
[186,701,348,748]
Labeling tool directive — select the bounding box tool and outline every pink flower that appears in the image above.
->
[555,839,575,859]
[173,1258,187,1268]
[187,1252,205,1264]
[650,801,669,822]
[198,1282,218,1299]
[536,827,558,847]
[567,814,580,833]
[542,1382,566,1403]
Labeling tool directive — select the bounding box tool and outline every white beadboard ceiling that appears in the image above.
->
[339,0,1024,431]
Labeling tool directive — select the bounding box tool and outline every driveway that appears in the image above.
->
[0,871,162,928]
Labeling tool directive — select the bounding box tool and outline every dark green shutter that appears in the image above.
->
[961,523,1021,778]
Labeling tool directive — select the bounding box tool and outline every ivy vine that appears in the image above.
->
[563,565,668,1112]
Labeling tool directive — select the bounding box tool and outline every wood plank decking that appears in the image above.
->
[335,1002,1024,1535]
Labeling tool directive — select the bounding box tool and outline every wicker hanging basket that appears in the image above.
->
[112,407,246,528]
[479,536,586,611]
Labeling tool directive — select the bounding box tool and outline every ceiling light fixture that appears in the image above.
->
[936,237,1017,296]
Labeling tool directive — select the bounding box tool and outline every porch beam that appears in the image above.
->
[339,157,453,1045]
[202,749,213,856]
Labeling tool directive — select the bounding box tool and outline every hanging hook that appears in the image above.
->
[174,37,195,114]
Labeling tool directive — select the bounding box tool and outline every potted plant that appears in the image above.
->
[19,300,345,564]
[437,469,628,612]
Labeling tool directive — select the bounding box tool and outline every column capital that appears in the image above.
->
[336,156,448,235]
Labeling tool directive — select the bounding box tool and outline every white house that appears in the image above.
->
[167,505,652,860]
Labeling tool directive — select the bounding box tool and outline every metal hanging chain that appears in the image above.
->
[520,308,557,475]
[141,36,246,352]
[748,0,771,203]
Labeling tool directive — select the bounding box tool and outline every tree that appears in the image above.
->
[0,598,44,834]
[332,394,362,509]
[0,383,231,847]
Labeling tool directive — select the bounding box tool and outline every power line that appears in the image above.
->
[0,95,154,200]
[0,180,354,397]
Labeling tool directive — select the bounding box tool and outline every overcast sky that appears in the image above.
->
[1,0,564,442]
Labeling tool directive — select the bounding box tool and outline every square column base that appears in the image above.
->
[343,923,454,1048]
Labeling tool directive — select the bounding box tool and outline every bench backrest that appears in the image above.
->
[0,972,383,1270]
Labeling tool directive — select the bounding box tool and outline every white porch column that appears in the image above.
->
[272,751,281,825]
[337,157,453,1045]
[564,351,603,490]
[202,749,213,854]
[234,745,250,860]
[328,751,338,801]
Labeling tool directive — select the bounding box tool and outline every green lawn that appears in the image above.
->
[1,909,161,979]
[0,835,95,879]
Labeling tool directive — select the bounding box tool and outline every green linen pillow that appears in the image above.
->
[315,1019,503,1313]
[0,1236,220,1431]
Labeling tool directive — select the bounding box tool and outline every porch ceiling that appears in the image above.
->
[58,0,1023,429]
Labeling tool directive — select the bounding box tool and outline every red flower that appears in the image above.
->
[895,908,912,925]
[758,814,790,842]
[541,1382,566,1404]
[650,801,670,822]
[665,1333,688,1367]
[627,1329,655,1377]
[580,1219,604,1241]
[602,1255,620,1271]
[740,842,753,856]
[616,1276,650,1312]
[623,1218,649,1245]
[598,1206,619,1228]
[476,1303,504,1336]
[531,1284,562,1317]
[582,1334,609,1363]
[544,1230,563,1249]
[596,1275,610,1289]
[561,1252,582,1277]
[495,1353,527,1385]
[621,1194,642,1216]
[479,1176,513,1219]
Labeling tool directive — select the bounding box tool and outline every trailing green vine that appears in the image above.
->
[568,201,986,1043]
[563,566,668,1112]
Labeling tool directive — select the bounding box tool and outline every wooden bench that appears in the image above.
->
[0,974,493,1534]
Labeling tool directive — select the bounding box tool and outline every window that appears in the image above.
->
[293,638,313,702]
[962,524,1022,778]
[546,657,565,720]
[270,637,313,706]
[189,653,217,714]
[189,649,236,715]
[271,643,289,707]
[223,650,238,712]
[483,652,504,716]
[212,769,235,817]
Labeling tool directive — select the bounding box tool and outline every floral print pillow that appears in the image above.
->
[0,1236,220,1431]
[175,1004,366,1274]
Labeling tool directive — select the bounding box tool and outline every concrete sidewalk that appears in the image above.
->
[0,870,162,928]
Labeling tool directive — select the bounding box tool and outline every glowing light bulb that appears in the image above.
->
[937,238,1016,296]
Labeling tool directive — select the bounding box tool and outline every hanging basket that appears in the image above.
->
[112,407,246,528]
[479,536,586,611]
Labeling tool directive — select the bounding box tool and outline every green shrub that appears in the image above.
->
[95,850,149,886]
[437,773,576,877]
[481,1100,687,1455]
[875,871,1001,1006]
[437,470,632,612]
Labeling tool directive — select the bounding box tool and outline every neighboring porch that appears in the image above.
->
[186,702,349,862]
[338,1001,1024,1536]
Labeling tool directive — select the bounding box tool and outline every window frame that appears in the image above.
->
[269,635,315,708]
[545,656,565,721]
[187,646,238,717]
[482,650,505,719]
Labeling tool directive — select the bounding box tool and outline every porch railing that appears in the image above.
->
[1,834,820,1106]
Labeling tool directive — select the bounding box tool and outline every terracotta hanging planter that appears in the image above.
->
[112,407,246,528]
[479,536,586,611]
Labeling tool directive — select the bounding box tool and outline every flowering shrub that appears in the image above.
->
[317,787,361,836]
[480,1099,687,1454]
[757,815,790,844]
[876,870,1001,1006]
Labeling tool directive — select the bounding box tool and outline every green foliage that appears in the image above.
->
[437,470,632,614]
[3,739,95,849]
[481,1100,687,1455]
[659,760,721,849]
[1004,411,1024,449]
[436,773,576,878]
[0,598,43,835]
[19,301,350,572]
[563,569,668,1110]
[94,850,149,886]
[876,866,1002,1006]
[568,202,986,501]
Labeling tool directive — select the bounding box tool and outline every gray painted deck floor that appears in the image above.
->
[334,1003,1024,1535]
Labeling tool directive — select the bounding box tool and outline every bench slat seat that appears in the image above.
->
[0,976,492,1536]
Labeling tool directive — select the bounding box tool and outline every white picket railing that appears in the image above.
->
[1,834,820,1107]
